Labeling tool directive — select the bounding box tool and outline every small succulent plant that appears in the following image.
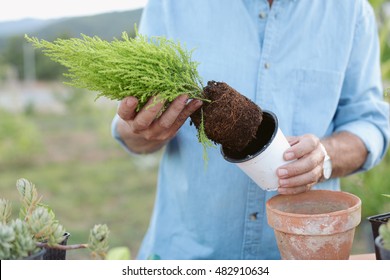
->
[379,220,390,250]
[0,178,110,260]
[378,194,390,250]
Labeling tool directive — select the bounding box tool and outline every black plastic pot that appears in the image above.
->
[24,248,46,260]
[375,236,390,260]
[43,232,71,260]
[367,212,390,260]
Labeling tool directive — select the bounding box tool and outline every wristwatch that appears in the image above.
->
[319,143,332,180]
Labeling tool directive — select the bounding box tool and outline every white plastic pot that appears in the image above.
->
[221,111,293,191]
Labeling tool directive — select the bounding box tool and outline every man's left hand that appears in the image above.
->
[276,134,325,195]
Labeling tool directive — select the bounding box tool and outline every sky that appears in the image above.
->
[0,0,148,22]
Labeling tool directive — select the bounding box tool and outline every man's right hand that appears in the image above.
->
[116,94,203,154]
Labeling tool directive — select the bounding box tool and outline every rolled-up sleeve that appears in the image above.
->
[111,113,133,154]
[334,2,390,171]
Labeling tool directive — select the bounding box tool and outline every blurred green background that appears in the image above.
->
[0,8,156,259]
[0,2,389,259]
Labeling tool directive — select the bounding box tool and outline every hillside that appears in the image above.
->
[29,9,143,40]
[0,9,142,50]
[0,18,57,37]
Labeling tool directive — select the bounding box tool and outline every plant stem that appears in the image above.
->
[36,242,88,250]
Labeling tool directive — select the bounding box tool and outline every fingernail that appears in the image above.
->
[126,97,135,107]
[195,100,203,106]
[279,179,288,187]
[278,187,287,195]
[277,169,288,177]
[180,95,189,104]
[285,152,295,161]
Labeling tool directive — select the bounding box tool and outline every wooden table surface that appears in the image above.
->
[349,253,376,260]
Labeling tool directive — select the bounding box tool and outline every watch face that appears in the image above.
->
[323,160,332,179]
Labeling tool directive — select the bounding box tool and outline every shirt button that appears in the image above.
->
[250,213,258,221]
[264,63,270,69]
[259,12,267,19]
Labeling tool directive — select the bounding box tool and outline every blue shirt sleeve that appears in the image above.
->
[111,113,134,155]
[334,1,390,171]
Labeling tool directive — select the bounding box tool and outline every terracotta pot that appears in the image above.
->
[266,190,361,260]
[221,111,293,191]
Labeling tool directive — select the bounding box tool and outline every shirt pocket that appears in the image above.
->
[290,69,344,136]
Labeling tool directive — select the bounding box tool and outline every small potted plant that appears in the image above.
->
[0,178,110,260]
[375,219,390,259]
[367,194,390,260]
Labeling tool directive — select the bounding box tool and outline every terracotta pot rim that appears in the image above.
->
[266,190,361,219]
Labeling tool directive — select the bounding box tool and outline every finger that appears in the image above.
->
[286,136,299,146]
[117,97,138,121]
[171,99,203,131]
[278,185,309,195]
[277,149,323,178]
[132,96,165,131]
[283,134,319,160]
[157,94,189,129]
[140,99,203,143]
[278,165,322,189]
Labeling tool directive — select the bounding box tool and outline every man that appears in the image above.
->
[112,0,389,259]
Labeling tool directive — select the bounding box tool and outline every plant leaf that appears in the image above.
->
[106,246,131,260]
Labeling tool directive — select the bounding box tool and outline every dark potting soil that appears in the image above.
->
[222,111,276,160]
[190,81,263,153]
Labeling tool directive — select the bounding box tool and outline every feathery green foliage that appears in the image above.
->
[25,32,204,106]
[25,30,214,154]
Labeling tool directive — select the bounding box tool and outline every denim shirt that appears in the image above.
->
[112,0,390,259]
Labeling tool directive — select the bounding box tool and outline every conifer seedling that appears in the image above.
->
[25,30,263,159]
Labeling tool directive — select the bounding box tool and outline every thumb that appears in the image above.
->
[286,135,299,146]
[118,97,138,121]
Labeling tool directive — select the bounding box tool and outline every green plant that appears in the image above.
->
[379,220,390,250]
[341,158,390,218]
[378,193,390,250]
[25,30,214,156]
[0,178,110,260]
